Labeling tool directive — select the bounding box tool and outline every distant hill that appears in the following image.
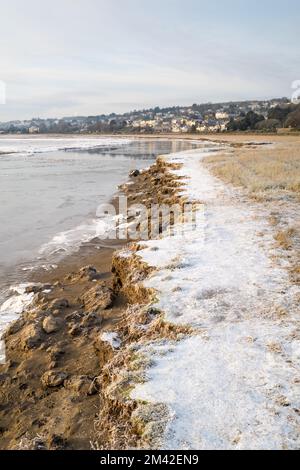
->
[1,97,298,134]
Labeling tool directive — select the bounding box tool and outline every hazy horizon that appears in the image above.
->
[0,0,299,121]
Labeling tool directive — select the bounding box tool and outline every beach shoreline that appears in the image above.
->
[0,134,299,450]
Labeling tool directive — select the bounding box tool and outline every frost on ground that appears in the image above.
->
[130,145,300,450]
[0,284,35,363]
[100,331,121,350]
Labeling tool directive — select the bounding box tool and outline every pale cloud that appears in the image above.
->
[0,0,299,120]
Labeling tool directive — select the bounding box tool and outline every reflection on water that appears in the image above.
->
[81,139,199,158]
[0,139,199,291]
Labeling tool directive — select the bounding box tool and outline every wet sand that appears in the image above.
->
[0,215,128,450]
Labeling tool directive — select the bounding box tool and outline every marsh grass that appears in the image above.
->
[205,145,300,195]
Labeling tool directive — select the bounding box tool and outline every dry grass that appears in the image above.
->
[205,144,300,196]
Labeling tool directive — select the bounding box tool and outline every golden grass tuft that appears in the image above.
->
[205,141,300,287]
[205,144,300,196]
[274,228,297,250]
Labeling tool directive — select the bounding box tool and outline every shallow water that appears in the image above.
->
[0,136,198,296]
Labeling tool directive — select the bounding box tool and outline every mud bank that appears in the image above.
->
[0,155,190,450]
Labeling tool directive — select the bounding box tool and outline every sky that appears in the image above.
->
[0,0,299,121]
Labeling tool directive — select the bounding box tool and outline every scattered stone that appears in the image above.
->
[41,371,68,388]
[42,316,62,334]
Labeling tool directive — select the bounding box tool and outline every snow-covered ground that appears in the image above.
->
[131,144,300,450]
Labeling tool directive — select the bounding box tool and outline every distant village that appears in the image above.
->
[0,97,298,134]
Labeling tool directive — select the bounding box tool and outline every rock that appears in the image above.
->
[80,284,113,312]
[41,371,68,388]
[20,324,43,351]
[64,375,93,395]
[50,298,69,310]
[130,169,140,177]
[42,316,62,334]
[66,311,83,322]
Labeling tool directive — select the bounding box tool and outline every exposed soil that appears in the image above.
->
[0,155,188,450]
